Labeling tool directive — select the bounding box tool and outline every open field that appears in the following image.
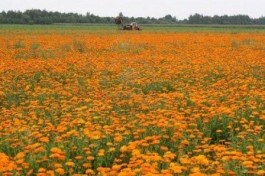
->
[1,24,265,33]
[0,25,265,175]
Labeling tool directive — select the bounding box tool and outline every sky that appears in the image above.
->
[0,0,265,19]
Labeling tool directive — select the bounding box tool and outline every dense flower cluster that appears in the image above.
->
[0,30,265,175]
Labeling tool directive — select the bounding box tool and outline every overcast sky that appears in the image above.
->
[1,0,265,19]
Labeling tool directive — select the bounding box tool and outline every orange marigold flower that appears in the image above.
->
[169,163,182,174]
[85,169,95,175]
[87,156,95,161]
[39,137,49,143]
[55,168,65,175]
[51,147,62,153]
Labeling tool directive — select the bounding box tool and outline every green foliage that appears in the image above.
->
[73,40,86,53]
[1,9,265,25]
[224,160,248,175]
[30,42,41,51]
[232,39,259,49]
[197,115,233,144]
[142,81,175,94]
[189,13,254,25]
[13,40,25,49]
[5,93,21,108]
[14,43,55,59]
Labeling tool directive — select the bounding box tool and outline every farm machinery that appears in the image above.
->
[115,16,141,31]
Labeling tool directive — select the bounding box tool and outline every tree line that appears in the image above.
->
[0,9,265,25]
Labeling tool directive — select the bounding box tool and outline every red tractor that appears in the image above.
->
[115,16,141,31]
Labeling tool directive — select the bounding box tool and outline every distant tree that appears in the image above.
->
[189,13,203,24]
[0,9,264,25]
[165,14,173,20]
[119,12,123,17]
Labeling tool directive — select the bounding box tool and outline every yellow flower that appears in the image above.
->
[66,161,75,167]
[191,167,200,173]
[0,91,5,97]
[112,164,122,171]
[257,170,265,175]
[15,152,25,159]
[169,163,182,174]
[193,155,209,165]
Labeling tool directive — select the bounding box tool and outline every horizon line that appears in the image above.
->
[1,9,265,20]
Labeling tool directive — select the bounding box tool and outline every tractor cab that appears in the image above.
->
[123,22,141,30]
[130,22,140,30]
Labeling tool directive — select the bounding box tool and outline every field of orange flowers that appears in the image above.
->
[0,29,265,175]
